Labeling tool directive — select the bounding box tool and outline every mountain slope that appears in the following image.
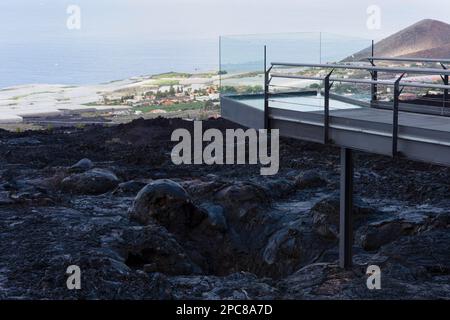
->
[349,19,450,61]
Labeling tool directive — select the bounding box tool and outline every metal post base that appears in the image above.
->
[339,148,354,269]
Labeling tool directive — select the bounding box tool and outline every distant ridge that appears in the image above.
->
[348,19,450,61]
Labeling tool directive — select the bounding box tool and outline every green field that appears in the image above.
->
[151,72,192,79]
[151,71,218,80]
[152,79,181,86]
[134,101,206,113]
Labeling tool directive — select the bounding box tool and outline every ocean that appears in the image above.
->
[0,37,219,89]
[0,33,371,89]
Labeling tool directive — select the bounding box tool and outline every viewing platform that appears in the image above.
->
[221,57,450,269]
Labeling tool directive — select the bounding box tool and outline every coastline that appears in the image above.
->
[0,70,222,126]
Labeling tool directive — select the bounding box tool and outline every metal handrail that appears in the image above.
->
[265,66,450,157]
[364,57,450,107]
[366,57,450,64]
[270,62,450,76]
[270,72,450,90]
[271,73,395,86]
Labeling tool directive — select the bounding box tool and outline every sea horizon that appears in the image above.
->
[0,37,219,89]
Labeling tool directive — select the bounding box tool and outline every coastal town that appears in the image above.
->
[0,71,223,130]
[99,72,221,112]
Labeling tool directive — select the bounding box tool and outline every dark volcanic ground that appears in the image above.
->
[0,117,449,299]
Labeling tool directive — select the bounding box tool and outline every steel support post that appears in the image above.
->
[339,147,354,269]
[263,45,270,130]
[444,75,448,109]
[440,63,448,109]
[324,76,330,144]
[392,81,400,156]
[371,71,378,103]
[323,70,334,144]
[392,74,405,157]
[370,41,377,104]
[371,40,375,58]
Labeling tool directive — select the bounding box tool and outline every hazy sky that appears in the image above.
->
[1,0,450,41]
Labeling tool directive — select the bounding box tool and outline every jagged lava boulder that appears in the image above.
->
[113,180,149,196]
[119,225,202,275]
[214,182,269,221]
[128,179,206,233]
[311,196,376,239]
[61,168,120,195]
[295,170,327,189]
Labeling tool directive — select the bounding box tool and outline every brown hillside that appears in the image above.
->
[348,19,450,61]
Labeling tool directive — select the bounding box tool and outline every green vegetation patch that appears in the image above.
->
[134,101,206,113]
[221,85,263,94]
[152,72,192,79]
[152,79,181,86]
